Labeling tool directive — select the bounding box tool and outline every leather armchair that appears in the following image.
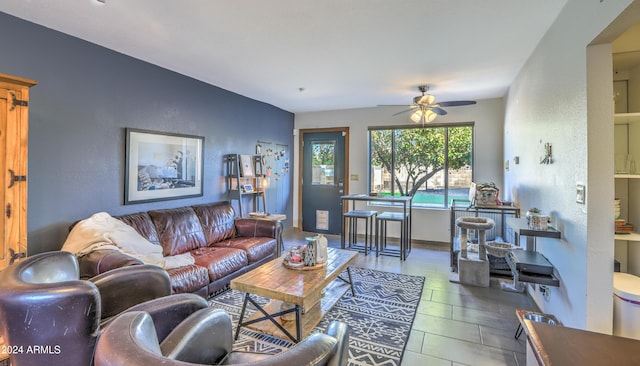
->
[95,309,350,366]
[0,251,206,366]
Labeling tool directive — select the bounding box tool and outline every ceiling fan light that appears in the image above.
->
[425,109,437,122]
[410,110,422,123]
[414,94,436,105]
[425,94,435,105]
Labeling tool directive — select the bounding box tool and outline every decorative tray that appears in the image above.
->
[282,260,327,271]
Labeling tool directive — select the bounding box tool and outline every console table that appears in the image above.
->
[524,319,640,365]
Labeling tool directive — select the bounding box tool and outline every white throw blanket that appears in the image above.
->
[62,212,194,270]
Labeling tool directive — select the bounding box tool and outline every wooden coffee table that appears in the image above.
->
[230,247,358,342]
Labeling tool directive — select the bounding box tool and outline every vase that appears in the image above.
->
[316,234,328,264]
[304,238,316,266]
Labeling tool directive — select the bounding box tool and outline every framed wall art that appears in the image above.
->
[125,128,204,204]
[239,154,254,177]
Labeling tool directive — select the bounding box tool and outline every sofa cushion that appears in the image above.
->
[116,212,161,245]
[192,202,236,245]
[213,238,277,263]
[191,247,248,282]
[149,207,207,256]
[78,249,143,279]
[165,264,210,295]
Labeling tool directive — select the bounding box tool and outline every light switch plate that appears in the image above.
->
[576,184,585,204]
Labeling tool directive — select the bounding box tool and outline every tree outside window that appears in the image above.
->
[311,141,335,185]
[369,124,473,207]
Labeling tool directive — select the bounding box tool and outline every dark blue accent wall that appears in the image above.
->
[0,12,294,255]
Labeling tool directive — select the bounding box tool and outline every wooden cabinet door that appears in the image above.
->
[0,74,36,272]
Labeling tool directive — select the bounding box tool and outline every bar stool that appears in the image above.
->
[342,210,377,255]
[376,211,410,260]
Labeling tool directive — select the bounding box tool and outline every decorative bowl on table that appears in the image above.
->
[283,260,304,269]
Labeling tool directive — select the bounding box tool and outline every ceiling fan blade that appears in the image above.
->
[436,100,477,107]
[430,107,448,115]
[392,106,418,116]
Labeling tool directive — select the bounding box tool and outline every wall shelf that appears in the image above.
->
[615,232,640,241]
[614,112,640,124]
[614,111,640,273]
[504,218,561,288]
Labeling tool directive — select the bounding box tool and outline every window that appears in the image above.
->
[311,140,335,185]
[369,123,474,208]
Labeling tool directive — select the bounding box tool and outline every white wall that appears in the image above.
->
[294,0,640,334]
[294,98,504,243]
[504,0,637,332]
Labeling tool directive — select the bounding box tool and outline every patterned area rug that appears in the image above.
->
[208,267,424,366]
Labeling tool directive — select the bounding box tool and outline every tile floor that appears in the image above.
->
[282,229,540,366]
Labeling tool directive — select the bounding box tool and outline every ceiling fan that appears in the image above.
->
[383,85,476,124]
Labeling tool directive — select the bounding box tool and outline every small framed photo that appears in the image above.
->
[240,154,254,177]
[242,184,254,193]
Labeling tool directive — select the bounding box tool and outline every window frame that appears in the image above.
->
[368,122,475,209]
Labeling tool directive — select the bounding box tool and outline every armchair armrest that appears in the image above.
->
[78,249,143,279]
[123,293,209,342]
[326,321,350,366]
[90,264,171,321]
[160,308,232,364]
[221,333,340,366]
[220,321,349,366]
[235,218,280,238]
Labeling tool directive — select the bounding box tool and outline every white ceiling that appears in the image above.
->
[0,0,568,113]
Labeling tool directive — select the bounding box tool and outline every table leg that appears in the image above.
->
[234,293,301,343]
[337,267,356,296]
[347,267,355,296]
[515,324,524,339]
[234,293,250,340]
[295,305,302,341]
[341,200,346,249]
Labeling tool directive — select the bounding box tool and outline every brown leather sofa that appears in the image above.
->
[77,201,280,297]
